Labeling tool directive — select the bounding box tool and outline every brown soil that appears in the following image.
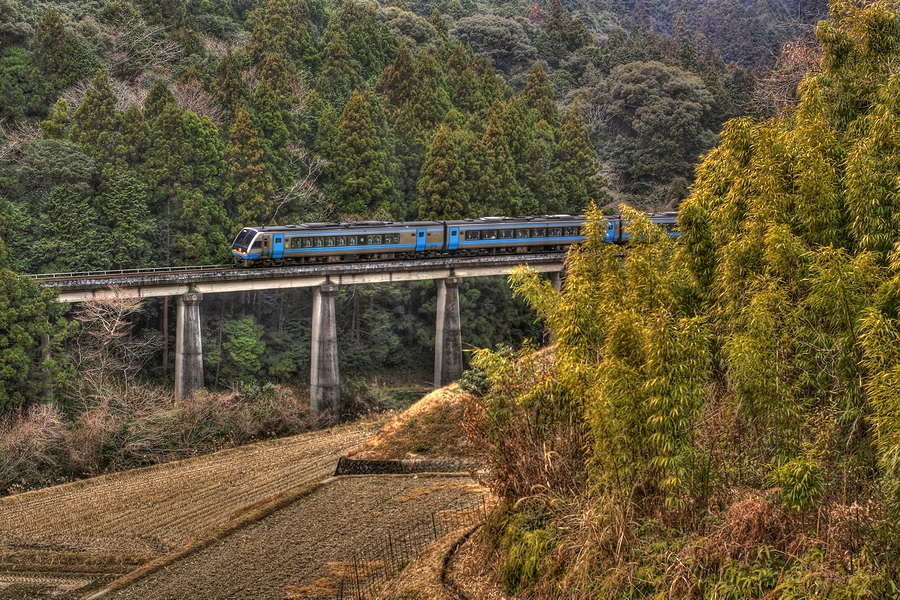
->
[0,419,383,599]
[349,384,474,461]
[0,386,513,600]
[106,474,480,600]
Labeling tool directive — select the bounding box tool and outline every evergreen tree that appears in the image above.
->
[329,88,392,216]
[411,48,451,132]
[41,98,69,140]
[472,106,521,216]
[213,49,247,124]
[0,268,73,409]
[116,105,150,170]
[143,80,175,122]
[32,184,108,273]
[304,89,339,157]
[417,122,468,219]
[95,168,154,269]
[252,77,291,187]
[429,8,448,39]
[554,100,603,214]
[70,70,119,168]
[146,103,230,264]
[537,0,590,68]
[522,61,558,127]
[522,119,556,214]
[381,44,414,112]
[228,106,275,227]
[317,34,362,107]
[30,8,98,111]
[248,0,320,74]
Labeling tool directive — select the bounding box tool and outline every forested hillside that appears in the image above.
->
[465,1,900,596]
[0,0,827,401]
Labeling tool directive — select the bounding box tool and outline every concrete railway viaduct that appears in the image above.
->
[35,254,565,419]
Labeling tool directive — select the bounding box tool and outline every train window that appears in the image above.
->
[289,237,299,249]
[336,236,346,246]
[534,228,546,238]
[564,227,575,236]
[252,240,262,249]
[367,234,382,245]
[516,229,530,238]
[325,237,336,247]
[466,231,481,241]
[386,233,400,244]
[313,237,324,247]
[484,230,497,240]
[550,228,562,237]
[302,237,312,248]
[499,229,513,239]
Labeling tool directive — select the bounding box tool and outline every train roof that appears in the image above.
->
[242,221,444,232]
[238,213,677,233]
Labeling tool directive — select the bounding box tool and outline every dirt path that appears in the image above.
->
[106,475,480,600]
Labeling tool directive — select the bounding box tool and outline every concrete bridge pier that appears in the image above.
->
[311,281,340,420]
[434,277,463,389]
[549,270,562,291]
[174,292,204,399]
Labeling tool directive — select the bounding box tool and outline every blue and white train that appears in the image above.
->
[230,213,679,267]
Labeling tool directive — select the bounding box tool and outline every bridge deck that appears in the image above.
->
[38,254,567,302]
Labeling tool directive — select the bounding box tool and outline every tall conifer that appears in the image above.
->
[522,61,558,127]
[417,122,468,220]
[229,106,275,227]
[329,89,392,216]
[554,100,603,214]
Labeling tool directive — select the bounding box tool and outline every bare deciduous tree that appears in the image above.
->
[0,119,39,161]
[271,143,330,222]
[102,13,180,82]
[172,78,223,124]
[752,34,822,117]
[72,290,162,395]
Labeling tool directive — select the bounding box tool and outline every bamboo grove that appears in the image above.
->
[465,1,900,596]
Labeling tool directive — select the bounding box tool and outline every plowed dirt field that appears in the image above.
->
[0,420,384,599]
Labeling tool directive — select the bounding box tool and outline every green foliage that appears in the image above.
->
[30,8,99,111]
[247,0,320,74]
[228,105,274,227]
[492,500,557,594]
[767,454,824,512]
[219,315,266,380]
[329,87,393,216]
[0,47,32,120]
[590,60,717,193]
[417,121,468,219]
[553,101,604,214]
[0,270,73,409]
[94,168,154,269]
[521,61,558,127]
[450,14,537,78]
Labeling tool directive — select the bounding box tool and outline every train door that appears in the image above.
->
[448,227,460,251]
[606,221,616,243]
[273,234,284,259]
[415,228,426,252]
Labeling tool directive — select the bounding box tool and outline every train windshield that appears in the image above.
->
[233,228,257,251]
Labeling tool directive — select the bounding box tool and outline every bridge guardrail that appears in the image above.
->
[26,265,229,279]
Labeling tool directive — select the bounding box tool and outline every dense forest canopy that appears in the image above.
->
[0,0,827,409]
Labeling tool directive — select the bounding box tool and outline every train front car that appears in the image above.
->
[232,227,262,266]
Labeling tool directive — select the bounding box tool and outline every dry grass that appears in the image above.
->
[348,384,472,460]
[395,482,484,503]
[0,419,383,571]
